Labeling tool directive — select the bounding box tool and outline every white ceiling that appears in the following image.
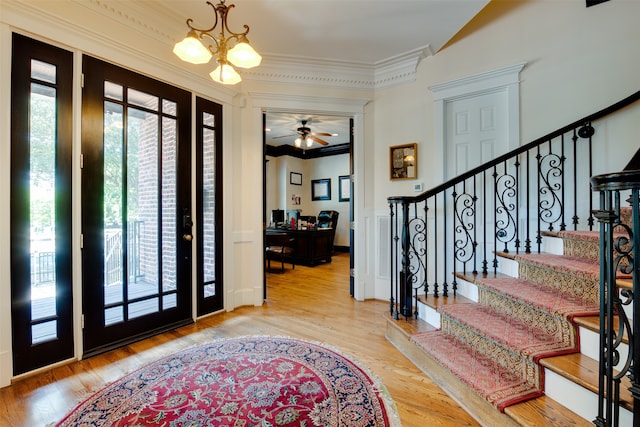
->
[159,0,489,64]
[154,0,490,148]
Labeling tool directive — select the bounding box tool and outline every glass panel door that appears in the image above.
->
[82,56,192,356]
[10,34,74,375]
[196,97,223,315]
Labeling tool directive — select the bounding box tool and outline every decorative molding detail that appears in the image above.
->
[249,93,370,114]
[245,47,429,89]
[430,62,527,101]
[374,46,430,88]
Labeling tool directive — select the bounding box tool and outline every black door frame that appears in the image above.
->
[81,55,193,357]
[195,96,224,316]
[10,33,75,375]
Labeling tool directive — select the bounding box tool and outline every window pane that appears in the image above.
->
[104,101,124,307]
[202,127,216,285]
[104,81,123,101]
[163,99,177,116]
[31,59,56,84]
[203,112,215,127]
[32,321,57,344]
[128,88,158,111]
[105,306,123,326]
[129,298,158,319]
[128,107,159,302]
[162,117,177,294]
[29,81,57,343]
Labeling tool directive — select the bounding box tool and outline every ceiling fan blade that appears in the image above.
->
[272,133,297,139]
[309,135,329,146]
[311,132,333,137]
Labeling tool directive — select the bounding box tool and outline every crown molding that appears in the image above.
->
[244,47,429,89]
[248,93,370,115]
[5,0,430,91]
[374,46,431,88]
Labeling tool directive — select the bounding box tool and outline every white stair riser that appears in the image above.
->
[544,369,632,425]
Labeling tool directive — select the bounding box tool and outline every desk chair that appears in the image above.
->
[317,210,339,251]
[266,233,295,273]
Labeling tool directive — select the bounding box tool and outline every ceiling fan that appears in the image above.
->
[274,119,333,148]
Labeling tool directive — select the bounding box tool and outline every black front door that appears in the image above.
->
[81,56,193,356]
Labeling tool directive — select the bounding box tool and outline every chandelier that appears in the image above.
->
[173,0,261,85]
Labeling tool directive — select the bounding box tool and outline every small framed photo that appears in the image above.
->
[338,175,350,202]
[311,178,331,201]
[390,143,417,180]
[290,172,302,185]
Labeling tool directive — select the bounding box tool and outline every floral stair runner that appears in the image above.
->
[410,232,602,412]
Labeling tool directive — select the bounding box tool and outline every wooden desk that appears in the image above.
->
[267,228,333,266]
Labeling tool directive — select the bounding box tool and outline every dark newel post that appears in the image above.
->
[401,201,412,318]
[630,189,640,427]
[389,202,396,317]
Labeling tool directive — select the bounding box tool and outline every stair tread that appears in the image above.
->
[458,272,599,316]
[541,352,633,411]
[506,395,594,426]
[438,303,578,359]
[416,293,474,310]
[496,250,599,274]
[411,330,543,411]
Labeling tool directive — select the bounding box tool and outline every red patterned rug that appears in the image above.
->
[56,335,401,427]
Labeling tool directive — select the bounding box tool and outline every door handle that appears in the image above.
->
[183,234,193,241]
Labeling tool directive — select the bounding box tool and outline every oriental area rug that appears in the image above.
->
[56,335,401,427]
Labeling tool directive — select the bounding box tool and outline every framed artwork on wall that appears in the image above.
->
[290,172,302,185]
[390,143,417,180]
[311,178,331,201]
[338,175,350,202]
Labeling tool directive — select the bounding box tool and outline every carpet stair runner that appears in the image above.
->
[386,219,635,426]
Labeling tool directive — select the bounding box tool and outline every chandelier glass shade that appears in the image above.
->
[173,0,261,85]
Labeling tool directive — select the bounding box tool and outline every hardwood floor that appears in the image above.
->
[0,252,479,427]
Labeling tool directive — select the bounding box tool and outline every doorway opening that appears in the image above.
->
[263,112,354,297]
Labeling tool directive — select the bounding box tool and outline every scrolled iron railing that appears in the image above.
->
[591,166,640,427]
[388,91,640,319]
[388,90,640,423]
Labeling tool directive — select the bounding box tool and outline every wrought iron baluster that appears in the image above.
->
[473,174,478,275]
[536,144,542,252]
[424,200,429,298]
[572,128,579,230]
[433,196,439,298]
[492,165,498,272]
[443,190,448,297]
[560,134,566,231]
[515,157,521,254]
[525,150,532,253]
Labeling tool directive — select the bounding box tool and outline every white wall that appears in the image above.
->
[1,0,640,385]
[369,0,640,297]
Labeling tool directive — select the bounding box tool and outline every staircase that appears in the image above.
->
[386,227,633,425]
[385,92,640,426]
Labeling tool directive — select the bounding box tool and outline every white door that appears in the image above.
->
[445,89,509,178]
[444,89,511,274]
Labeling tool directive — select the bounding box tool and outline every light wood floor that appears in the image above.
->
[0,252,479,427]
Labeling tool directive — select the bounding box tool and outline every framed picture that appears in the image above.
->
[311,178,331,201]
[390,143,417,180]
[290,172,302,185]
[338,175,350,202]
